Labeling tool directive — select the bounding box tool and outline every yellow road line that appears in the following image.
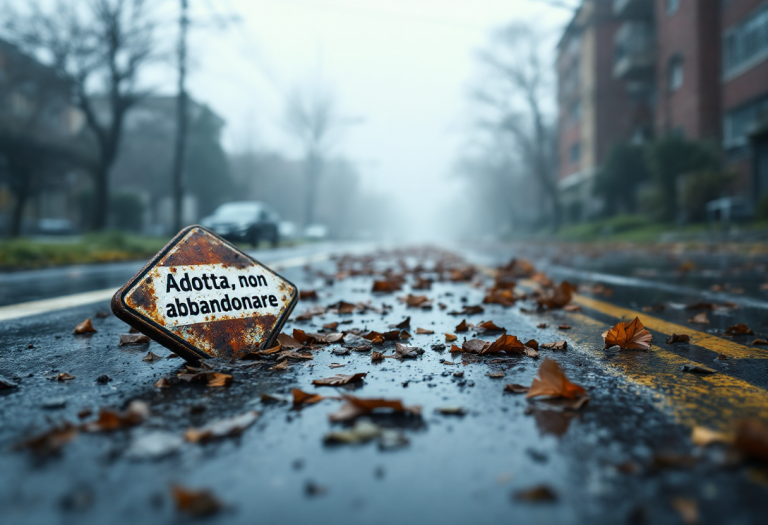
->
[571,293,766,360]
[563,312,768,431]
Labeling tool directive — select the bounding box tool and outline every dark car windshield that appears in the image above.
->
[212,204,262,221]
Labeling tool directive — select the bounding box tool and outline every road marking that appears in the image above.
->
[0,252,331,323]
[562,312,768,431]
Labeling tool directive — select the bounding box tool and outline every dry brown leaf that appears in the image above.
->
[558,324,571,330]
[461,339,490,354]
[724,323,754,336]
[401,294,429,307]
[119,333,151,345]
[445,333,457,341]
[299,290,318,300]
[270,360,289,371]
[154,377,171,389]
[455,319,470,332]
[328,363,345,369]
[602,317,652,350]
[752,339,768,346]
[73,318,96,334]
[681,364,716,374]
[688,312,710,325]
[372,280,400,293]
[259,343,282,355]
[488,372,504,378]
[484,334,525,355]
[329,394,421,422]
[450,344,462,353]
[312,373,367,386]
[671,498,698,525]
[539,341,567,351]
[514,485,557,502]
[57,372,75,381]
[292,388,327,405]
[172,485,222,516]
[206,373,232,387]
[393,342,424,359]
[323,322,339,330]
[416,328,434,335]
[277,333,302,349]
[691,426,731,447]
[184,411,259,444]
[20,422,78,454]
[667,333,690,344]
[142,351,162,363]
[536,282,575,309]
[504,383,529,394]
[734,419,768,461]
[526,358,587,400]
[524,347,539,358]
[537,323,548,329]
[81,401,149,432]
[525,339,539,350]
[448,305,484,316]
[476,320,505,333]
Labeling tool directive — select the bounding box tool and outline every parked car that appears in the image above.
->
[304,223,329,240]
[278,221,298,241]
[200,202,280,247]
[36,218,77,236]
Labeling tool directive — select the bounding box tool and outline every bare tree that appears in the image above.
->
[473,22,561,232]
[284,83,348,228]
[3,0,158,230]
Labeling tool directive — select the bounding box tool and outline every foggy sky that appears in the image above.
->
[168,0,575,239]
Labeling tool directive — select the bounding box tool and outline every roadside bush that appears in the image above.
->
[756,193,768,221]
[680,170,735,223]
[594,142,649,217]
[110,191,145,232]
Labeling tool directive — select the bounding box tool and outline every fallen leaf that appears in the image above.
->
[329,394,421,422]
[558,324,571,330]
[525,339,539,350]
[691,426,731,447]
[142,351,162,363]
[119,333,151,345]
[752,339,768,346]
[514,485,557,502]
[488,372,504,378]
[539,341,567,351]
[393,317,411,329]
[436,406,466,416]
[57,372,75,381]
[455,319,470,332]
[476,320,505,332]
[0,375,19,390]
[278,333,302,349]
[299,290,318,300]
[372,280,400,293]
[323,322,339,330]
[602,317,652,350]
[270,360,289,371]
[325,333,344,343]
[324,420,382,444]
[393,342,424,359]
[524,347,539,358]
[536,282,575,309]
[724,323,754,336]
[445,333,457,342]
[671,498,698,525]
[206,373,233,387]
[312,373,367,386]
[504,383,529,394]
[688,312,710,324]
[171,485,223,516]
[563,304,581,312]
[81,401,150,432]
[184,411,260,443]
[154,377,171,389]
[401,294,429,307]
[372,351,384,361]
[484,334,526,354]
[526,358,587,400]
[73,318,96,334]
[448,305,484,316]
[328,363,345,369]
[483,288,516,307]
[292,329,325,345]
[450,344,462,352]
[292,388,327,405]
[537,323,547,329]
[259,343,282,355]
[416,328,434,335]
[734,419,768,460]
[20,422,78,454]
[461,339,490,353]
[681,364,716,374]
[667,333,690,344]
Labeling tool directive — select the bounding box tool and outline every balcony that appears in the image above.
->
[614,21,655,80]
[613,0,654,19]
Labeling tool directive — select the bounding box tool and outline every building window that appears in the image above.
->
[666,0,679,15]
[723,4,768,77]
[668,56,683,91]
[568,99,582,125]
[723,95,768,148]
[569,142,581,163]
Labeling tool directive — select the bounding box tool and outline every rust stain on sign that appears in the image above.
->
[111,226,298,361]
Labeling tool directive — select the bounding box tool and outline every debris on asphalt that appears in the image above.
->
[603,317,652,350]
[184,411,260,443]
[504,383,529,394]
[0,375,19,389]
[329,395,421,423]
[19,422,78,455]
[733,419,768,461]
[724,323,754,336]
[73,318,96,334]
[436,406,466,416]
[81,400,150,432]
[681,364,716,374]
[119,333,151,345]
[171,484,222,516]
[667,333,690,344]
[513,485,557,502]
[527,358,587,401]
[539,341,567,351]
[312,372,367,386]
[56,372,75,381]
[141,351,161,362]
[688,312,710,325]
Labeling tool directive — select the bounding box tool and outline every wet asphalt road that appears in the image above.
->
[2,242,768,525]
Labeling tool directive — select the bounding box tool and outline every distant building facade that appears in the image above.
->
[556,0,768,219]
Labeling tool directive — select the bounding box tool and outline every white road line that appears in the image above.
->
[0,252,332,323]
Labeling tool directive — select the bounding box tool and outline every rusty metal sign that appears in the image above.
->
[111,225,298,361]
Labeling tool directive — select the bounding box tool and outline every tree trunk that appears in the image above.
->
[92,162,110,230]
[304,151,320,227]
[10,176,30,238]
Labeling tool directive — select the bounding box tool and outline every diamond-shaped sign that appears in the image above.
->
[111,226,298,361]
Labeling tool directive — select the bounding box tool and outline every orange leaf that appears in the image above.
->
[602,317,652,350]
[445,333,457,342]
[483,334,525,354]
[292,388,326,405]
[312,373,367,386]
[526,358,587,400]
[73,318,96,334]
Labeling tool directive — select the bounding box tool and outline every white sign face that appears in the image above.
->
[152,263,288,328]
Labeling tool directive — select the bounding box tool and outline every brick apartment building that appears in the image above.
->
[557,0,768,220]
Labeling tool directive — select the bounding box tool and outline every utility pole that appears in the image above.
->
[171,0,189,233]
